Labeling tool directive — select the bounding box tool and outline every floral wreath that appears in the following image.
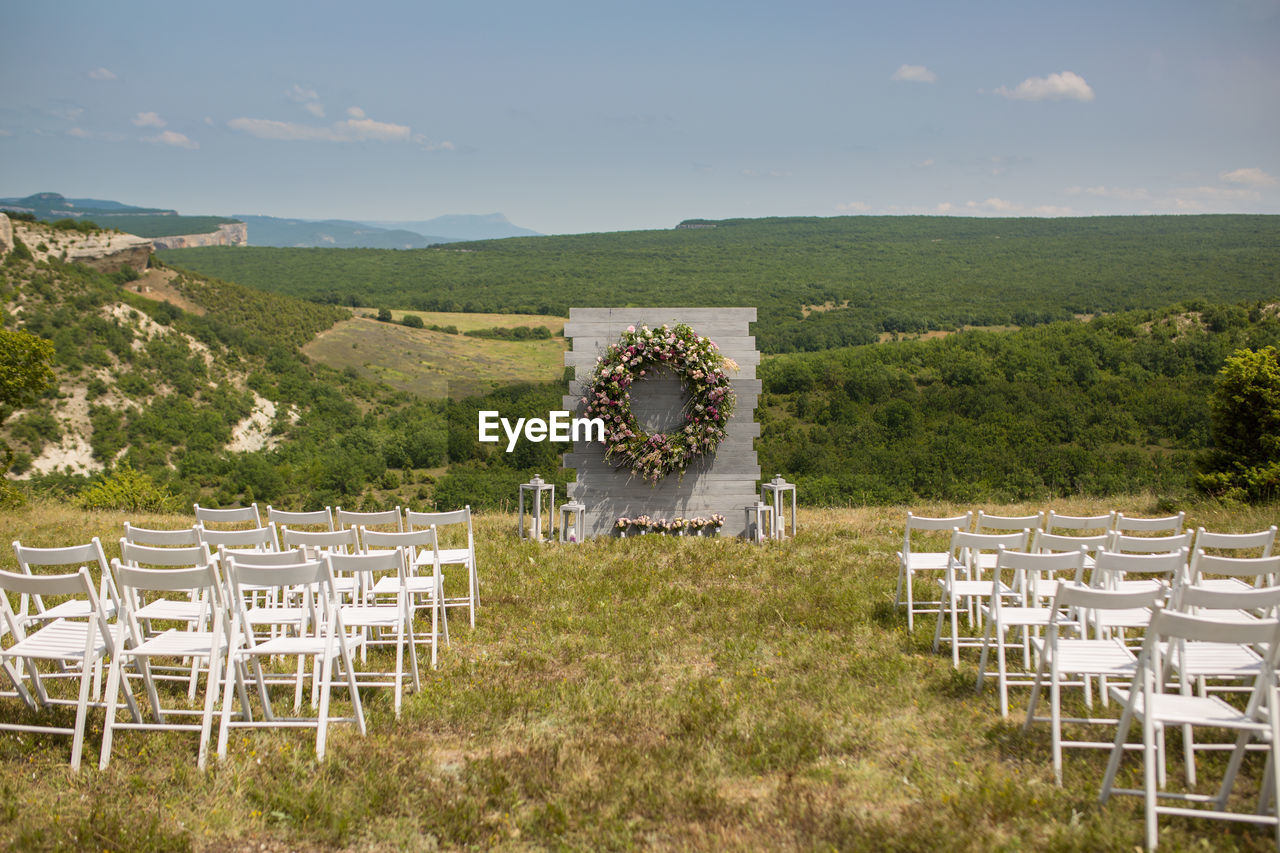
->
[582,323,737,483]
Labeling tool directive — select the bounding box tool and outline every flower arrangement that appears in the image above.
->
[615,514,724,536]
[583,323,737,483]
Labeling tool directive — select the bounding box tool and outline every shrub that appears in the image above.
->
[77,464,179,512]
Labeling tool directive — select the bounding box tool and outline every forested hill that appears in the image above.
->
[160,214,1280,353]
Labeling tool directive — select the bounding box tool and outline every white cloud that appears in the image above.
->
[1175,185,1261,202]
[287,85,325,117]
[892,64,937,84]
[1220,167,1277,187]
[347,106,366,119]
[836,201,870,212]
[914,158,935,169]
[144,130,199,149]
[65,127,126,142]
[88,67,116,80]
[964,197,1074,216]
[0,130,11,137]
[338,116,410,142]
[1065,185,1150,200]
[228,112,413,143]
[50,106,84,122]
[132,111,166,128]
[996,71,1095,102]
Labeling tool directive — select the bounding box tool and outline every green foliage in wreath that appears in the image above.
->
[583,323,736,483]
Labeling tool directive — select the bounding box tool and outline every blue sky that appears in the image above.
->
[1,0,1277,235]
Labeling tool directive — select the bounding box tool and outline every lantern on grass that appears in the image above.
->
[518,475,555,541]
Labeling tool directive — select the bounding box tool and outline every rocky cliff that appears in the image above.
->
[150,221,248,249]
[0,213,11,256]
[13,221,153,273]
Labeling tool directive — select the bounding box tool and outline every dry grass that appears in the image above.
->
[301,317,566,399]
[0,497,1278,850]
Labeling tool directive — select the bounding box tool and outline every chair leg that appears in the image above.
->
[1144,710,1159,851]
[1023,647,1049,733]
[1051,671,1063,785]
[906,571,915,632]
[98,651,126,770]
[70,634,97,773]
[1099,690,1135,804]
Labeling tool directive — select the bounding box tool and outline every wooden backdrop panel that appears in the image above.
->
[562,307,760,538]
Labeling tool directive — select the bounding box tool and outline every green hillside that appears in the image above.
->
[160,214,1280,353]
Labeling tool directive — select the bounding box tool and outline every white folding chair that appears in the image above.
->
[196,522,279,555]
[193,502,262,529]
[279,526,361,601]
[1165,584,1280,787]
[1087,549,1187,642]
[0,567,141,771]
[123,522,202,547]
[1191,526,1276,558]
[1113,512,1186,537]
[11,538,121,624]
[325,549,422,714]
[1184,552,1280,604]
[406,506,479,627]
[1099,608,1280,851]
[976,546,1087,718]
[99,559,245,770]
[267,505,335,532]
[118,540,218,695]
[336,506,404,535]
[1023,583,1164,785]
[1107,531,1194,557]
[894,512,972,632]
[360,526,450,656]
[217,556,366,761]
[1044,511,1116,535]
[932,528,1030,668]
[1033,530,1110,575]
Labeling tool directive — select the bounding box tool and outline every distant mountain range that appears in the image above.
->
[359,214,541,242]
[0,192,541,248]
[235,212,541,248]
[0,191,176,218]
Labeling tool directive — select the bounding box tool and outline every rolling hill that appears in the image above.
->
[159,214,1280,353]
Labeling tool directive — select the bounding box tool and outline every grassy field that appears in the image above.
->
[2,498,1280,851]
[359,309,568,336]
[301,316,567,399]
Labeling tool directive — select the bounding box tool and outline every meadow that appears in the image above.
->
[301,314,566,399]
[2,498,1280,851]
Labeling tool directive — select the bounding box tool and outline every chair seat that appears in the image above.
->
[941,579,1013,597]
[373,576,437,596]
[339,605,403,628]
[7,620,106,661]
[1165,641,1263,678]
[243,635,364,657]
[135,600,203,622]
[903,552,950,571]
[129,629,226,659]
[435,547,471,566]
[1093,608,1155,629]
[1050,639,1137,675]
[989,606,1065,627]
[31,599,116,621]
[1195,578,1259,594]
[1109,688,1266,729]
[244,606,307,626]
